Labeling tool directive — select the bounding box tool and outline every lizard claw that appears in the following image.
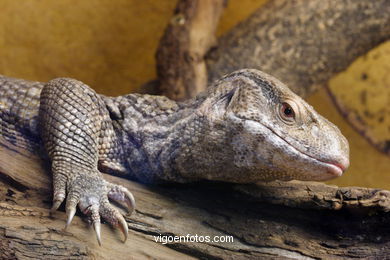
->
[51,172,66,213]
[88,204,102,246]
[82,203,103,246]
[93,222,102,246]
[94,221,102,246]
[51,199,63,213]
[121,189,136,214]
[118,214,129,243]
[65,206,76,229]
[64,190,79,229]
[107,183,136,214]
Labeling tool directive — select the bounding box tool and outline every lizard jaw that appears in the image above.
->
[311,159,346,178]
[239,117,349,181]
[257,120,350,179]
[281,140,350,178]
[314,156,349,177]
[281,142,349,178]
[278,134,349,179]
[277,139,348,180]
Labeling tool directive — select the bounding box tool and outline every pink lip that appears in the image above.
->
[325,163,344,177]
[323,159,349,177]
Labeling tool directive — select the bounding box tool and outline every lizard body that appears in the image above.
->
[0,69,349,244]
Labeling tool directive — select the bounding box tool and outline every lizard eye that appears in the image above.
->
[279,102,296,123]
[282,103,294,117]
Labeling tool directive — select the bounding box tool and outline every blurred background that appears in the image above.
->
[0,0,389,189]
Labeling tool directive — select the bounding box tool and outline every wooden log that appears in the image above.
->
[2,137,390,259]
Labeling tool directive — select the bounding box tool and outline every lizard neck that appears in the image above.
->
[105,93,211,183]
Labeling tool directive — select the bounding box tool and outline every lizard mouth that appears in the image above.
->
[287,141,348,177]
[272,130,348,177]
[323,162,344,177]
[304,154,348,177]
[274,133,349,177]
[242,117,349,178]
[286,145,347,178]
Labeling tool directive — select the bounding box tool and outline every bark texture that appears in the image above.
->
[206,0,390,98]
[156,0,226,101]
[157,0,390,100]
[2,137,390,259]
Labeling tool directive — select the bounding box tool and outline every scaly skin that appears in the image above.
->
[0,69,350,245]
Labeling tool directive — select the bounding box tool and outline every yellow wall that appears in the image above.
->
[0,1,389,189]
[309,42,390,189]
[0,0,265,95]
[0,0,177,95]
[309,87,390,189]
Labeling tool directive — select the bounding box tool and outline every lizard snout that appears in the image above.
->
[336,156,350,172]
[320,150,350,178]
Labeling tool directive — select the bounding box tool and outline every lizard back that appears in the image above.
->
[0,75,44,151]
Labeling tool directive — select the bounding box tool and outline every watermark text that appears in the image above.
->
[154,234,234,245]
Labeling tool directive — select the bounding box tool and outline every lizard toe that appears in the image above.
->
[106,182,136,214]
[65,203,77,229]
[51,173,67,213]
[83,204,102,246]
[64,179,85,228]
[100,198,129,243]
[51,199,63,213]
[117,213,129,243]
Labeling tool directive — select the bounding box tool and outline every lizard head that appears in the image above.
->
[202,69,349,182]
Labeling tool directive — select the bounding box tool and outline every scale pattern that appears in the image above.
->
[0,69,350,245]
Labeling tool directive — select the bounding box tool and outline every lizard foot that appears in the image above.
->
[50,172,135,246]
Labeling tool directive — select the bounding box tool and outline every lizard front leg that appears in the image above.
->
[39,78,135,245]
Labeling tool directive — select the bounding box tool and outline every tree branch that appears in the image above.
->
[156,0,226,101]
[156,0,390,100]
[207,0,390,98]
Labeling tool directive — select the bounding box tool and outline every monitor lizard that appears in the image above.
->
[0,69,349,245]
